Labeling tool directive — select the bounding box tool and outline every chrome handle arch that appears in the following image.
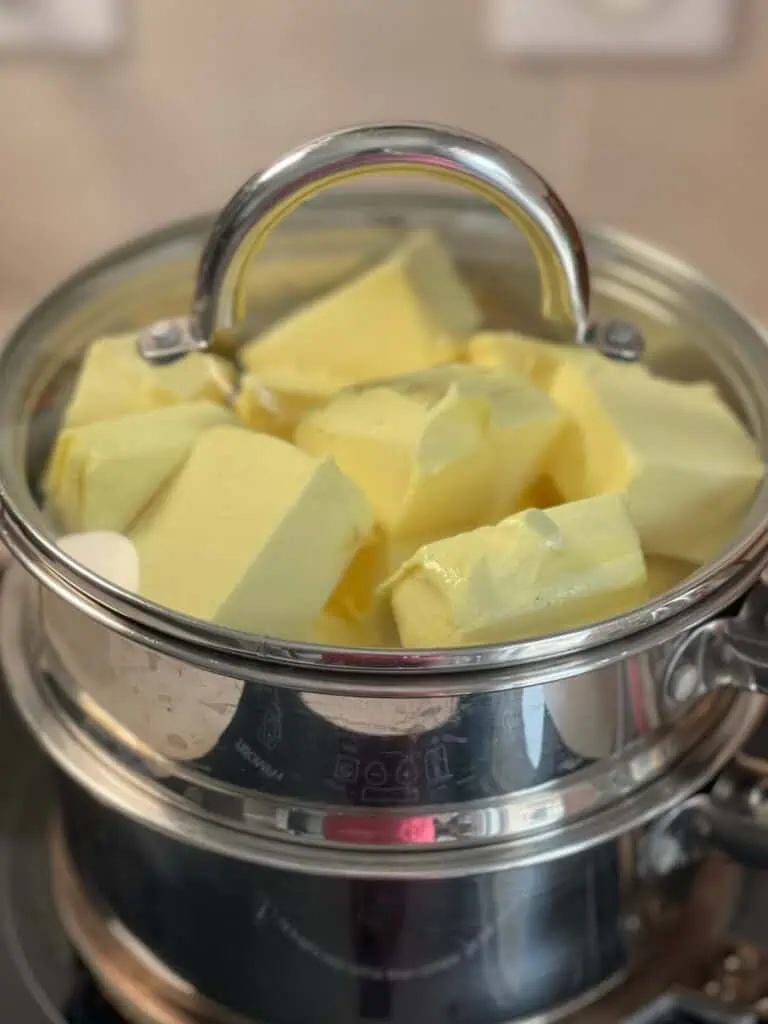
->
[137,123,643,365]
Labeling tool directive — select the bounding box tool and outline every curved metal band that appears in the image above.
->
[191,123,591,346]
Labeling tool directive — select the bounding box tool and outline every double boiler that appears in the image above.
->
[2,124,768,1023]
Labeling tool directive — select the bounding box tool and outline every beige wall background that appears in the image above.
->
[0,0,766,330]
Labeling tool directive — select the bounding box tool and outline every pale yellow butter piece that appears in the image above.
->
[238,230,482,430]
[311,609,392,648]
[643,555,695,601]
[296,365,563,556]
[243,226,398,311]
[44,401,232,534]
[64,333,235,429]
[234,368,339,440]
[469,331,595,392]
[133,426,373,639]
[386,494,646,647]
[548,362,765,564]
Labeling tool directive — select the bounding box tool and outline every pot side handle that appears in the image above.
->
[663,581,768,706]
[671,761,768,872]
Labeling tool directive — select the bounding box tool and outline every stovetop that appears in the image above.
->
[5,678,768,1024]
[0,681,129,1023]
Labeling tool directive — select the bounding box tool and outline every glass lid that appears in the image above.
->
[1,123,767,675]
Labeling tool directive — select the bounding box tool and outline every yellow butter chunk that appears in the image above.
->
[469,330,596,392]
[386,494,646,648]
[133,426,374,639]
[548,363,765,564]
[234,368,338,440]
[643,555,695,601]
[296,365,563,558]
[64,333,235,428]
[238,230,482,430]
[243,226,398,311]
[311,610,391,648]
[44,401,233,534]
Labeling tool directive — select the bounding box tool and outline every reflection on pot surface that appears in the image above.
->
[40,581,711,820]
[57,773,646,1024]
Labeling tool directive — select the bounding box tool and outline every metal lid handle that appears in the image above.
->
[138,123,643,364]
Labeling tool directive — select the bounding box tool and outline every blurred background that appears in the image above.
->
[0,0,764,333]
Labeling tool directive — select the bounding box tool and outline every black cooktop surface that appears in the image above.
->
[0,682,128,1023]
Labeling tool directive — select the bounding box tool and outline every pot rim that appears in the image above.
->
[1,195,767,685]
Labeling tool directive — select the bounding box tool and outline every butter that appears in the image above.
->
[64,333,235,429]
[548,362,765,564]
[513,474,563,513]
[44,401,232,534]
[238,230,482,431]
[234,368,337,440]
[469,330,595,392]
[243,226,398,312]
[643,555,695,600]
[296,365,563,557]
[386,494,646,647]
[133,425,373,638]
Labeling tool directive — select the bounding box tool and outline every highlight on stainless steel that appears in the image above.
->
[4,566,765,878]
[583,318,645,362]
[49,806,747,1024]
[135,317,204,366]
[138,123,609,364]
[662,586,768,702]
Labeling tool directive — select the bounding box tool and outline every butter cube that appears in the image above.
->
[44,401,233,534]
[64,333,235,429]
[386,494,646,647]
[469,330,595,392]
[548,363,764,564]
[296,365,562,556]
[238,230,482,431]
[133,426,373,639]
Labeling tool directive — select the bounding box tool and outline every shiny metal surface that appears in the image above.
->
[0,190,767,681]
[53,824,766,1024]
[3,567,765,877]
[51,781,740,1024]
[29,568,752,845]
[191,123,594,347]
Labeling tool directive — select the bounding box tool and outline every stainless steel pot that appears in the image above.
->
[4,122,768,1023]
[1,125,768,847]
[48,776,741,1024]
[5,557,768,1020]
[2,567,766,1024]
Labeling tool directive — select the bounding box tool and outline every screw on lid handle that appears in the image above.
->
[137,123,643,364]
